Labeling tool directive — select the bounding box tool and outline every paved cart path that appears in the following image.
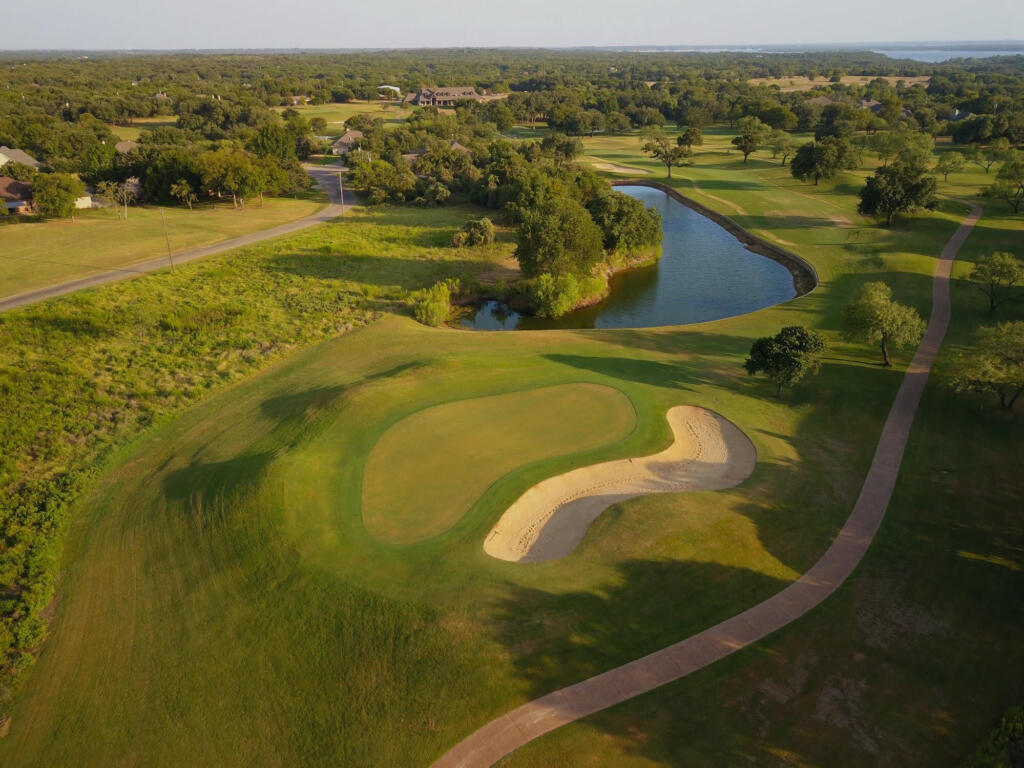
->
[431,201,983,768]
[0,164,354,313]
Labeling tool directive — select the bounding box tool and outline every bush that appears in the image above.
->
[528,273,606,318]
[451,217,495,247]
[963,704,1024,767]
[412,280,458,326]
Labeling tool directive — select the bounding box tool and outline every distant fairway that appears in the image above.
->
[362,383,636,544]
[272,100,408,135]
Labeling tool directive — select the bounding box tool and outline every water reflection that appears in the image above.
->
[462,186,798,331]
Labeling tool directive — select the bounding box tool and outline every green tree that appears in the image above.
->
[731,116,768,163]
[0,161,38,182]
[983,150,1024,214]
[515,195,604,278]
[858,162,937,225]
[32,173,85,218]
[170,179,196,211]
[968,252,1024,313]
[974,137,1012,173]
[586,191,662,256]
[540,133,583,165]
[790,136,859,185]
[249,122,295,163]
[766,129,797,165]
[640,127,691,178]
[677,126,703,149]
[196,149,259,209]
[841,281,926,365]
[934,151,965,181]
[949,321,1024,410]
[744,326,826,397]
[866,130,903,168]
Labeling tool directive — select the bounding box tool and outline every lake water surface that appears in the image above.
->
[461,186,799,331]
[873,49,1024,62]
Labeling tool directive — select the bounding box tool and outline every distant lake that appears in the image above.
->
[461,186,799,332]
[873,49,1024,62]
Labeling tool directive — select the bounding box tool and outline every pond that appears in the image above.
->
[461,185,801,331]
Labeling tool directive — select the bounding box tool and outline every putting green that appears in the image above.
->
[361,383,636,545]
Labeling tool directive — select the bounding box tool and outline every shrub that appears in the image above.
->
[452,217,495,247]
[412,280,458,326]
[528,273,606,318]
[963,704,1024,767]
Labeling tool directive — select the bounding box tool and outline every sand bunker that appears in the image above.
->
[587,158,651,175]
[484,406,756,563]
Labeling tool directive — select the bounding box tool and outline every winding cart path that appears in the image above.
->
[431,201,983,768]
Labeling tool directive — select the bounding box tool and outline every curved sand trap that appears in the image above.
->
[586,158,652,175]
[484,406,756,562]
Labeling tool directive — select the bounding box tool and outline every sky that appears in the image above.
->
[4,0,1023,50]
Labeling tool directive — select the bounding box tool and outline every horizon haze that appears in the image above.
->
[4,0,1023,51]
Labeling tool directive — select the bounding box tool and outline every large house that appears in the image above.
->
[0,146,42,170]
[331,129,364,157]
[0,176,34,213]
[402,87,486,107]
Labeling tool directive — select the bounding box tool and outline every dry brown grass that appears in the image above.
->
[748,75,931,92]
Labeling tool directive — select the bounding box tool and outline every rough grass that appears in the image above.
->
[362,383,636,544]
[0,196,326,299]
[1,127,1021,767]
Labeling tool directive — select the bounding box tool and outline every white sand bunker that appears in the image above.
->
[585,157,652,175]
[484,406,756,563]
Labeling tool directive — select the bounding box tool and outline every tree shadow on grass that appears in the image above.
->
[259,361,425,422]
[685,177,764,190]
[542,353,715,392]
[162,362,427,529]
[569,328,754,359]
[493,558,789,706]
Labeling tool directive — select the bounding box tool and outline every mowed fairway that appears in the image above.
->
[1,126,1022,767]
[0,196,325,299]
[362,383,635,544]
[273,100,408,135]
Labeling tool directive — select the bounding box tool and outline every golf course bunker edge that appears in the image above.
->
[484,405,757,563]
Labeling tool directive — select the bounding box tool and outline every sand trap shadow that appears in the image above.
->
[484,406,756,563]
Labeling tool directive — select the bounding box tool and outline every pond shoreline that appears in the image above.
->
[610,179,819,297]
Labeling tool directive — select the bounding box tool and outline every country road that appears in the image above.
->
[0,162,356,313]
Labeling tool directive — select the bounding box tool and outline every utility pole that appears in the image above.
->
[160,209,174,271]
[337,172,345,217]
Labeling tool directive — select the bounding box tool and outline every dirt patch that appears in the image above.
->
[483,405,756,562]
[814,676,881,755]
[475,255,520,285]
[855,576,950,650]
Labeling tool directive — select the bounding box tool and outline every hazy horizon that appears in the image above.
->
[4,0,1022,51]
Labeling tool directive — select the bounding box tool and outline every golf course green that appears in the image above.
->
[1,127,1021,768]
[362,383,636,544]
